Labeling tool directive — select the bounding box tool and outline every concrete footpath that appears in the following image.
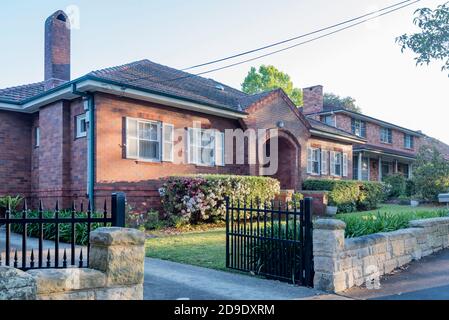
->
[143,258,348,300]
[342,249,449,300]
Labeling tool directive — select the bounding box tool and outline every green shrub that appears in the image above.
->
[397,195,411,205]
[338,209,448,238]
[10,210,106,245]
[383,174,407,198]
[303,179,385,213]
[159,175,281,225]
[405,179,416,197]
[0,195,23,215]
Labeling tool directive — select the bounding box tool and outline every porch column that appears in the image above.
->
[367,156,371,181]
[378,156,382,182]
[395,160,398,174]
[408,163,413,179]
[357,152,363,181]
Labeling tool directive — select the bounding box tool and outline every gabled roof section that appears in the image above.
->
[0,82,46,103]
[87,59,248,112]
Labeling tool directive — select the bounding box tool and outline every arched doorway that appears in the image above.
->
[261,131,300,190]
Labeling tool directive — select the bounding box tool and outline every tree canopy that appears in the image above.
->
[323,93,362,113]
[397,2,449,75]
[241,65,303,106]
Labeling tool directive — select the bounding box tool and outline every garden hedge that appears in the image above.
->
[302,179,385,213]
[159,175,281,224]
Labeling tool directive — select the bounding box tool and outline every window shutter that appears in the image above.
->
[162,123,174,162]
[343,153,348,177]
[351,119,355,134]
[126,118,138,159]
[411,136,414,149]
[307,148,313,174]
[361,121,366,138]
[215,131,225,166]
[330,151,336,176]
[321,150,328,175]
[187,128,195,164]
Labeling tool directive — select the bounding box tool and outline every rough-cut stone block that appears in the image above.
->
[95,284,143,300]
[409,217,449,228]
[90,227,145,247]
[0,267,37,300]
[37,291,96,301]
[89,245,145,286]
[27,268,106,294]
[314,219,346,230]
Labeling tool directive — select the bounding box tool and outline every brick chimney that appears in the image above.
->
[45,11,71,90]
[302,85,323,115]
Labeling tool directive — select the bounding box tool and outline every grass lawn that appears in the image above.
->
[146,228,227,271]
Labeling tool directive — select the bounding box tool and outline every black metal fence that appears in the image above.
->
[0,193,126,271]
[225,197,314,287]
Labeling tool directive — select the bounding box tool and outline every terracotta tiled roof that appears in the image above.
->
[0,82,46,103]
[88,59,249,112]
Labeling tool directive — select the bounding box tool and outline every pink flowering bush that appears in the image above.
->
[159,175,281,224]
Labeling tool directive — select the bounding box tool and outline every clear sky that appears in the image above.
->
[1,0,447,143]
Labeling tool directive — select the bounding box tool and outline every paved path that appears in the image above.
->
[143,258,347,300]
[342,249,449,300]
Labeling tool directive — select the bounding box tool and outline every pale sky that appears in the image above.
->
[1,0,447,143]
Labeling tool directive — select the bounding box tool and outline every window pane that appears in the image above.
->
[140,140,159,160]
[139,122,151,140]
[150,124,158,141]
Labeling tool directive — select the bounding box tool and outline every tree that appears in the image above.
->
[412,144,449,201]
[397,2,449,75]
[241,65,303,106]
[323,93,362,113]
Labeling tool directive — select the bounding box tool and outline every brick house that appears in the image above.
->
[0,11,446,213]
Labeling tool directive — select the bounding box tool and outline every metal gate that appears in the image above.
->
[0,193,126,271]
[225,197,314,287]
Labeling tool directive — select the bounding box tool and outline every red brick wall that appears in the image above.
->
[304,137,353,181]
[243,90,310,190]
[0,111,32,197]
[336,113,420,155]
[94,93,249,212]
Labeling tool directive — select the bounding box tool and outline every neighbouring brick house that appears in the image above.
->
[0,11,446,214]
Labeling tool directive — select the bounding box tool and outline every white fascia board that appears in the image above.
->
[76,79,247,119]
[310,129,366,144]
[0,102,24,112]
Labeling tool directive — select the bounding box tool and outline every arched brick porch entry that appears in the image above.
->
[260,130,301,190]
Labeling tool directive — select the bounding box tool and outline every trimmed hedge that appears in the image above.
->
[159,175,281,224]
[302,179,385,213]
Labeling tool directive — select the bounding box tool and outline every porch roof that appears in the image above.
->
[353,144,416,161]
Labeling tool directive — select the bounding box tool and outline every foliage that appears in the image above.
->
[302,179,385,213]
[241,65,303,106]
[10,211,105,246]
[338,208,448,238]
[323,93,362,113]
[397,2,449,75]
[159,175,281,225]
[0,195,23,211]
[412,145,449,201]
[382,174,407,198]
[405,179,417,197]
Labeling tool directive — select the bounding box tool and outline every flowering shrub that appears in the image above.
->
[159,175,281,224]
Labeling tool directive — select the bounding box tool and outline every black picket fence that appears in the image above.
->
[0,193,126,271]
[225,197,314,287]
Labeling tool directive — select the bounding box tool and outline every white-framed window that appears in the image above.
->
[75,114,87,138]
[188,128,223,167]
[126,118,161,162]
[330,151,342,176]
[35,127,40,147]
[307,147,321,175]
[404,134,414,149]
[321,150,328,175]
[380,127,392,144]
[351,118,366,138]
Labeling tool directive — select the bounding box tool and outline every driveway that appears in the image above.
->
[143,258,346,300]
[342,249,449,300]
